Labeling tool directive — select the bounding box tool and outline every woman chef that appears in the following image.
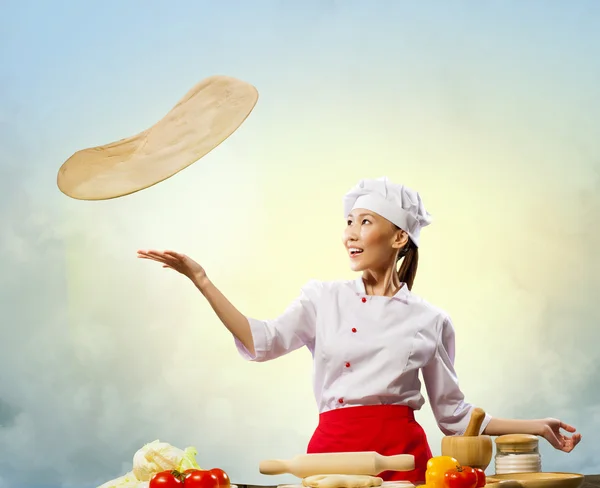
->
[138,177,581,482]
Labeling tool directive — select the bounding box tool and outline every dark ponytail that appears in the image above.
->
[397,238,419,290]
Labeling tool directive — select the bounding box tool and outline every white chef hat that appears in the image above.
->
[343,176,432,247]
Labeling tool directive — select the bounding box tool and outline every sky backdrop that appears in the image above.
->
[1,1,599,487]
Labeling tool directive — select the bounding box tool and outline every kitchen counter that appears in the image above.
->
[236,476,600,488]
[583,476,600,488]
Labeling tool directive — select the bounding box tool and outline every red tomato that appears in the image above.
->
[472,468,486,487]
[209,468,231,487]
[185,469,220,488]
[444,466,478,488]
[149,471,183,488]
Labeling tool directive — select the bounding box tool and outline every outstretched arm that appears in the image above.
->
[138,249,256,353]
[483,417,581,452]
[137,249,319,362]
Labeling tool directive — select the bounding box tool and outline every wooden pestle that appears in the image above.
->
[464,407,486,436]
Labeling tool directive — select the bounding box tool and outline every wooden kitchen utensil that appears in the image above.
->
[486,482,524,488]
[259,452,415,478]
[486,472,584,488]
[441,407,493,470]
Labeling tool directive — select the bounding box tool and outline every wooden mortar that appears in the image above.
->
[441,407,493,470]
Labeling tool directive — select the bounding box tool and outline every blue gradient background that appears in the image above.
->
[1,1,599,487]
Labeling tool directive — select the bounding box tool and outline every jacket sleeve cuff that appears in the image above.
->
[233,317,270,362]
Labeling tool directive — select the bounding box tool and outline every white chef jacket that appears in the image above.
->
[234,278,492,436]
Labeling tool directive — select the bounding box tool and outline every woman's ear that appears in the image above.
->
[392,229,409,249]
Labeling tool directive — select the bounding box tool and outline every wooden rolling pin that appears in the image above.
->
[259,452,415,478]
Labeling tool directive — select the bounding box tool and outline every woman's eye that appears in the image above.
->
[362,219,370,224]
[347,219,352,225]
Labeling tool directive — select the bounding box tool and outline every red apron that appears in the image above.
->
[307,405,432,484]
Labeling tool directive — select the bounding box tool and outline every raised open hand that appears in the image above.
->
[137,249,207,285]
[538,417,582,452]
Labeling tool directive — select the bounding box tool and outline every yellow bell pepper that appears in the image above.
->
[425,456,461,488]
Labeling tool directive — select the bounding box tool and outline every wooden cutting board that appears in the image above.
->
[486,472,584,488]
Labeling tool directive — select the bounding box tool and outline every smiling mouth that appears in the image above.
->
[349,247,364,257]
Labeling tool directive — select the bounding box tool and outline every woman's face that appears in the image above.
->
[343,208,408,272]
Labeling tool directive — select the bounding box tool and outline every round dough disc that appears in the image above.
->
[57,75,259,200]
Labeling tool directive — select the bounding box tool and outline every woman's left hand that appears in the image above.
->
[537,418,582,452]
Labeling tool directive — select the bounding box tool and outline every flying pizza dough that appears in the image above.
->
[57,75,259,200]
[302,475,384,488]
